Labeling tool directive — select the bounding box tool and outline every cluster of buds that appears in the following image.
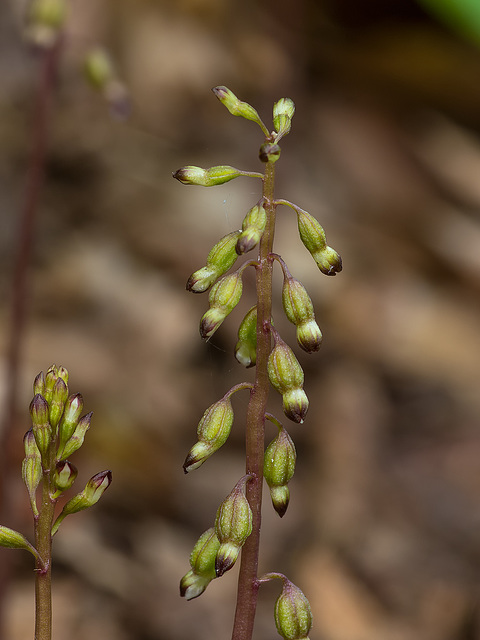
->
[176,87,341,639]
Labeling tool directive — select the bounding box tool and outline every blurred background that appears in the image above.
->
[2,0,480,638]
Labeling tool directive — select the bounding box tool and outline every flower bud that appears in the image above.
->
[43,365,58,406]
[84,48,114,91]
[200,272,243,339]
[215,475,252,576]
[33,371,46,397]
[53,460,78,493]
[212,86,264,127]
[22,430,42,516]
[180,527,220,600]
[57,412,92,461]
[236,204,267,255]
[259,142,281,163]
[49,377,68,431]
[52,470,112,535]
[274,578,313,640]
[183,397,234,473]
[235,305,257,368]
[186,231,241,293]
[268,333,308,423]
[0,526,34,552]
[25,0,66,48]
[297,209,342,276]
[264,426,296,517]
[173,165,241,187]
[282,276,322,353]
[29,394,51,463]
[57,393,83,452]
[273,98,295,139]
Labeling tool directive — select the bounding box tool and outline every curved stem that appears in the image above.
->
[231,160,276,640]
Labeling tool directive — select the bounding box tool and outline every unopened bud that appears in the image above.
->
[259,142,281,163]
[264,426,296,517]
[33,371,46,397]
[200,272,243,339]
[57,393,83,452]
[29,394,51,463]
[49,378,68,431]
[215,475,252,576]
[186,231,240,293]
[52,470,112,535]
[282,276,322,353]
[22,430,42,516]
[274,578,313,640]
[235,305,257,368]
[183,397,234,473]
[273,98,295,139]
[25,0,66,47]
[297,209,342,276]
[0,526,35,553]
[57,412,92,461]
[268,333,308,423]
[212,86,264,128]
[180,527,220,600]
[84,48,114,91]
[53,460,78,493]
[236,204,267,255]
[43,365,58,405]
[173,165,241,187]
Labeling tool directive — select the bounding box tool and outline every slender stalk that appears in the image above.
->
[231,160,276,640]
[34,468,55,640]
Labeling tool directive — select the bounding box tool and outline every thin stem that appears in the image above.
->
[231,160,276,640]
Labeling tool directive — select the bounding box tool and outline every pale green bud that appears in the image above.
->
[57,412,92,461]
[44,365,58,405]
[49,377,68,431]
[268,333,308,423]
[57,393,83,453]
[212,86,264,126]
[30,394,51,464]
[173,165,241,187]
[236,204,267,255]
[215,475,252,576]
[22,430,42,516]
[273,98,295,139]
[274,578,313,640]
[295,320,322,354]
[259,142,281,163]
[0,526,36,556]
[183,397,234,472]
[200,272,243,339]
[235,305,257,368]
[186,231,240,293]
[297,209,342,275]
[282,276,322,353]
[180,527,220,600]
[84,48,114,91]
[264,427,296,517]
[33,371,46,397]
[53,460,78,493]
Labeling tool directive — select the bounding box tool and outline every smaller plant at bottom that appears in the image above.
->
[0,364,112,640]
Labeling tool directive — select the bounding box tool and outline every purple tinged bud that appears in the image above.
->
[44,364,59,405]
[183,398,234,472]
[33,371,46,397]
[57,393,83,451]
[264,427,296,517]
[235,305,257,368]
[29,394,51,462]
[214,475,252,576]
[173,165,241,187]
[53,460,78,493]
[212,86,264,126]
[236,204,267,255]
[259,142,281,163]
[57,412,92,461]
[180,527,220,600]
[49,378,69,430]
[200,272,243,339]
[296,209,342,276]
[186,231,241,293]
[296,320,322,353]
[267,333,308,423]
[274,578,313,640]
[313,245,343,276]
[281,276,322,352]
[282,388,309,424]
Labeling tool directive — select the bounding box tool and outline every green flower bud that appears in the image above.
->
[297,209,342,276]
[274,578,313,640]
[183,397,234,473]
[33,371,46,397]
[273,98,295,139]
[215,475,252,576]
[259,142,281,163]
[212,86,264,127]
[52,470,112,535]
[84,48,114,91]
[186,231,241,293]
[282,275,322,353]
[57,393,83,453]
[22,430,42,516]
[264,426,296,517]
[180,527,221,600]
[49,377,68,431]
[0,526,36,554]
[30,394,51,464]
[43,365,58,406]
[236,204,267,255]
[57,412,92,461]
[268,333,308,423]
[26,0,66,47]
[200,272,243,339]
[173,165,241,187]
[235,305,257,368]
[53,460,78,493]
